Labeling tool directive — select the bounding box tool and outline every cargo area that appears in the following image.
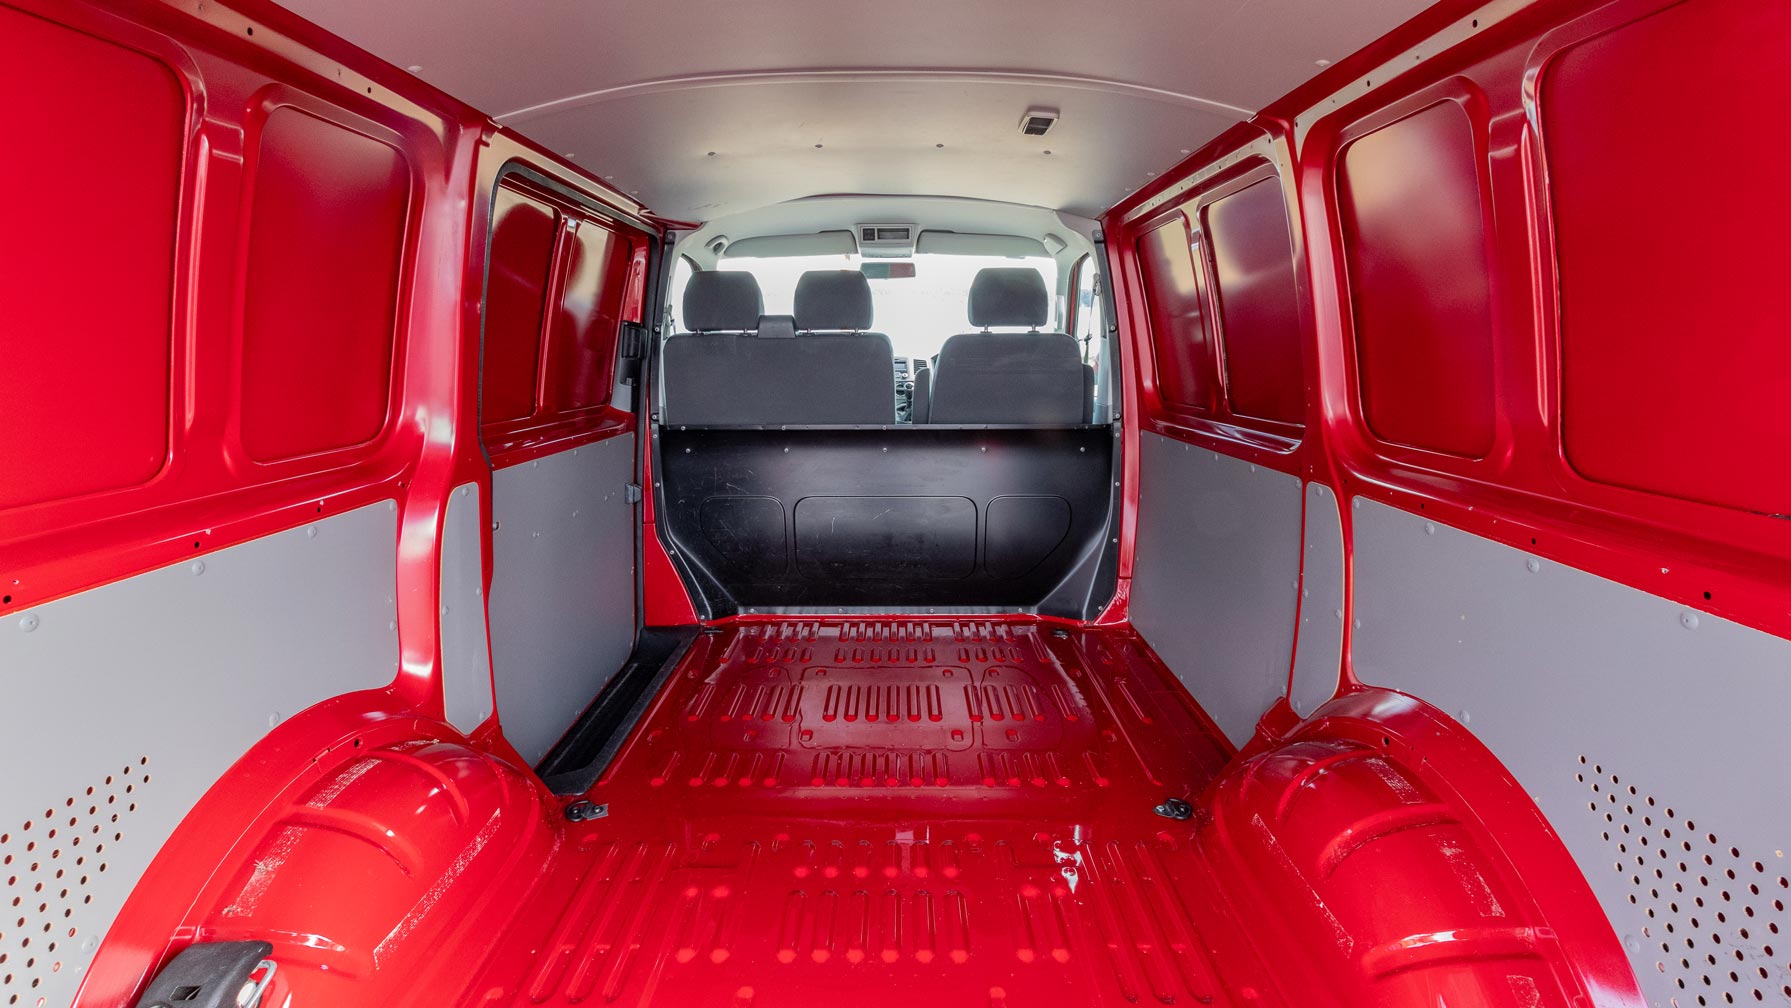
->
[395,618,1618,1008]
[477,620,1241,1006]
[6,0,1790,1006]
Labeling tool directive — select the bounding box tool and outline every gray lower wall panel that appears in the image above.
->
[1130,432,1302,746]
[489,434,637,765]
[440,481,496,733]
[1289,482,1345,718]
[1352,497,1791,1007]
[0,502,399,1008]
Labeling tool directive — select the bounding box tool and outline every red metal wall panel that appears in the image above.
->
[238,104,410,462]
[1203,178,1306,427]
[1545,0,1791,516]
[542,219,627,413]
[478,173,641,466]
[1110,0,1791,645]
[1338,98,1496,458]
[0,7,182,508]
[1136,216,1217,412]
[481,183,558,425]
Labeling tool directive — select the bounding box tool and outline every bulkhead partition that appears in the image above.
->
[655,425,1121,619]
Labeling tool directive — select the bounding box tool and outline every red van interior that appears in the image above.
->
[4,0,1789,1006]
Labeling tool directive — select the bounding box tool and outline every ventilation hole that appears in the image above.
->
[1,758,148,1003]
[1581,755,1788,1007]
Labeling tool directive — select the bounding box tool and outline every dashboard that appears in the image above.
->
[894,357,916,422]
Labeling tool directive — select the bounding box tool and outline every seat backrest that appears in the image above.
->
[929,268,1088,424]
[793,270,875,333]
[663,289,896,425]
[664,271,761,423]
[680,270,763,332]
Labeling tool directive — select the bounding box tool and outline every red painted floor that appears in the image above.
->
[466,619,1261,1007]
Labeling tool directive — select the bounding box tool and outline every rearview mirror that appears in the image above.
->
[860,261,916,280]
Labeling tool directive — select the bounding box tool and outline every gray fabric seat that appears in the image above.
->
[928,268,1089,424]
[793,269,876,333]
[663,270,895,425]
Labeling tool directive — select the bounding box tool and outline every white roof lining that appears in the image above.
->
[497,67,1255,124]
[274,0,1439,221]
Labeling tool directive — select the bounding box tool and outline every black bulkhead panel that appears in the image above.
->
[656,426,1118,617]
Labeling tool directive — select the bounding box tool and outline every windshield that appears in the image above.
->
[675,252,1060,360]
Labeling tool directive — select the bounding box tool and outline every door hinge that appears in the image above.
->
[625,483,643,504]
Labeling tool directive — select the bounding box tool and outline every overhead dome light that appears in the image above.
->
[1019,107,1059,137]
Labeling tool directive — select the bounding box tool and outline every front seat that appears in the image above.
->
[928,267,1088,424]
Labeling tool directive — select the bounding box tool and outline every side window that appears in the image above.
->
[667,254,696,331]
[1072,256,1106,419]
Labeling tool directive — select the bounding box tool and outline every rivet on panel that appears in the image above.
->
[267,711,282,727]
[190,561,205,576]
[1526,558,1541,573]
[19,613,40,633]
[388,620,397,631]
[459,486,470,497]
[1458,709,1471,725]
[387,501,396,512]
[1352,619,1362,630]
[306,525,319,538]
[1424,522,1436,535]
[1679,612,1700,631]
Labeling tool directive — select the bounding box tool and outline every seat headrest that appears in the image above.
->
[683,271,763,331]
[968,267,1049,329]
[755,314,797,339]
[794,270,874,331]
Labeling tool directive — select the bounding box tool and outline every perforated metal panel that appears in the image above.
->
[0,759,149,1007]
[0,501,399,1007]
[1351,497,1791,1007]
[1579,756,1791,1006]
